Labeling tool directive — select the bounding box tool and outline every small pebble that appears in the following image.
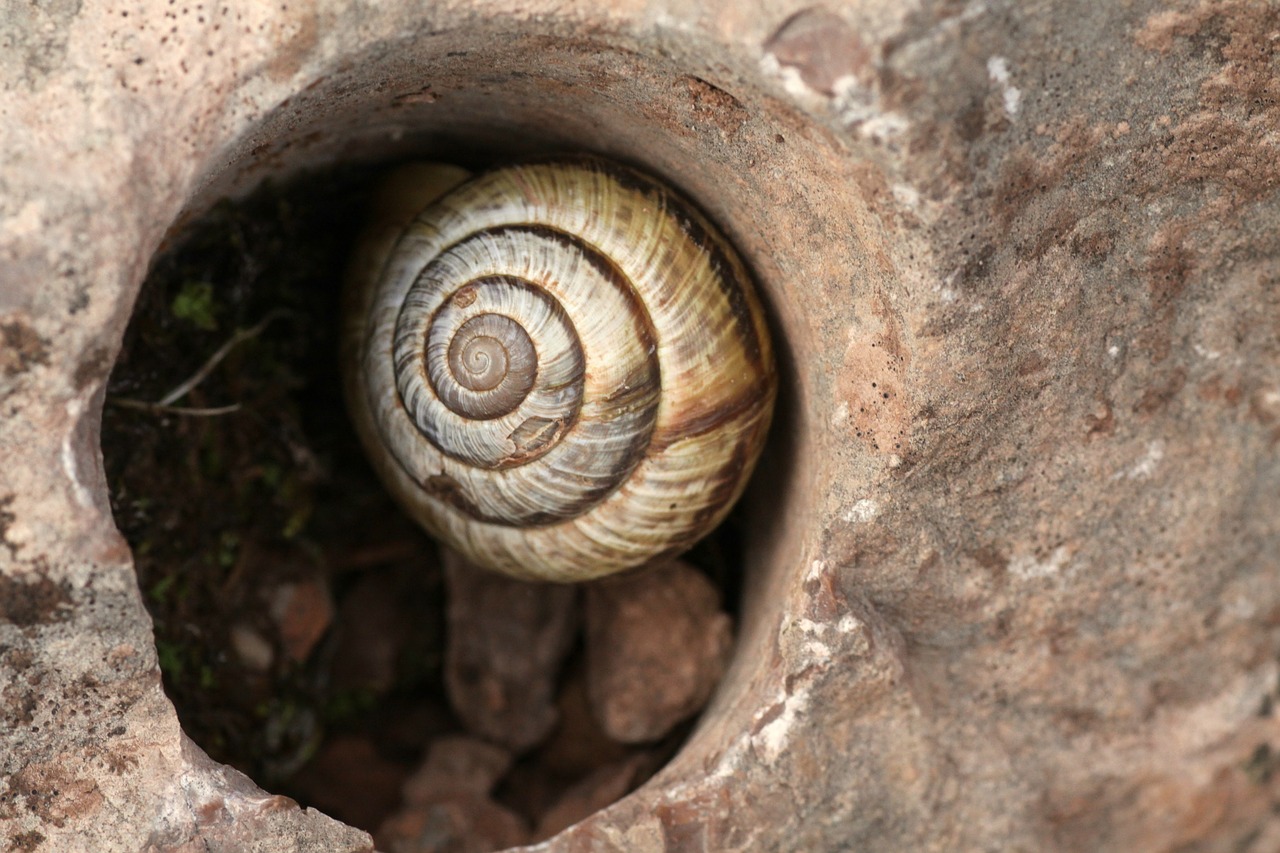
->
[269,578,333,663]
[585,560,733,743]
[534,754,648,841]
[330,570,414,694]
[443,550,577,751]
[229,623,273,672]
[380,736,527,853]
[378,795,529,853]
[402,735,513,805]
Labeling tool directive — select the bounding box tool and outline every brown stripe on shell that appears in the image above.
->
[423,472,576,527]
[639,436,757,564]
[422,221,661,395]
[407,177,763,530]
[647,377,776,453]
[466,230,669,526]
[480,224,664,491]
[496,223,663,368]
[506,416,566,461]
[504,224,665,499]
[422,473,483,519]
[703,441,751,516]
[420,274,585,429]
[399,224,663,528]
[549,157,767,372]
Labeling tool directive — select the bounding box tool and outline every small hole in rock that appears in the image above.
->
[102,165,748,848]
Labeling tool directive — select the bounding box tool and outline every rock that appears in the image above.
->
[377,736,527,853]
[443,551,577,751]
[533,754,648,841]
[288,735,412,838]
[535,666,631,779]
[4,0,1279,849]
[329,570,415,694]
[762,7,870,96]
[494,670,635,826]
[268,578,333,664]
[584,561,732,743]
[377,795,529,853]
[229,623,274,672]
[401,736,513,805]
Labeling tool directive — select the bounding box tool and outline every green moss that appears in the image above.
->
[101,164,450,800]
[171,281,219,331]
[322,688,378,727]
[156,640,185,680]
[217,531,240,569]
[147,573,176,604]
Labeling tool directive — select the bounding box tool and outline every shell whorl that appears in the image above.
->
[345,159,776,582]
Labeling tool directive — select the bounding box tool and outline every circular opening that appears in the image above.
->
[101,23,826,849]
[106,160,758,847]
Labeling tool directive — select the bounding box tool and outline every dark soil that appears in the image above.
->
[101,166,454,806]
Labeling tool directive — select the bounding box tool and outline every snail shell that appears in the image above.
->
[343,158,775,582]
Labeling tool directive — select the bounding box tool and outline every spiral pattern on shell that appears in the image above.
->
[344,158,776,582]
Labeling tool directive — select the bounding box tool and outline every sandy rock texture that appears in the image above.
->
[2,0,1278,850]
[584,561,732,744]
[443,554,578,752]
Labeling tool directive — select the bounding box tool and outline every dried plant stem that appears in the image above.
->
[108,399,243,417]
[108,309,288,416]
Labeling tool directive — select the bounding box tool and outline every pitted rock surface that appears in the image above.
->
[2,0,1278,850]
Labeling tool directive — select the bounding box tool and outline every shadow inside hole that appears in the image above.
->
[102,162,754,846]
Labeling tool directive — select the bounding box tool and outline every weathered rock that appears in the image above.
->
[330,569,416,694]
[2,0,1279,850]
[401,736,514,805]
[496,668,639,830]
[584,561,733,743]
[535,667,632,779]
[288,735,410,836]
[443,552,577,752]
[378,795,530,853]
[269,577,333,664]
[533,755,648,841]
[229,622,275,672]
[379,736,527,853]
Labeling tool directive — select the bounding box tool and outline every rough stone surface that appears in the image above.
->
[400,736,514,805]
[444,552,577,752]
[287,735,410,838]
[329,568,420,695]
[269,578,334,664]
[2,0,1279,851]
[535,668,633,780]
[380,737,526,852]
[584,561,733,743]
[379,795,530,853]
[533,755,649,842]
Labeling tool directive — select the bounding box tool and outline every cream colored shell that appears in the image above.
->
[343,158,775,582]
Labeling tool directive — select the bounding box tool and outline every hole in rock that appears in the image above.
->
[101,163,762,847]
